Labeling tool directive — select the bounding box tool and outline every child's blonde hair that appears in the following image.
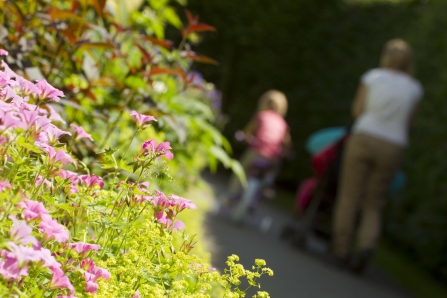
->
[257,90,288,117]
[380,39,414,75]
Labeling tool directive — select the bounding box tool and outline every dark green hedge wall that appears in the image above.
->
[188,0,447,280]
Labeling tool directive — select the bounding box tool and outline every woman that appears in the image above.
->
[331,39,423,273]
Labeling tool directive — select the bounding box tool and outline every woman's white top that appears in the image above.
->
[352,68,423,147]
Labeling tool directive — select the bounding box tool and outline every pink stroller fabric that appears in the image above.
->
[294,178,318,215]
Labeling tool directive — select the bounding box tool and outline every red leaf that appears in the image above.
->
[5,2,24,24]
[91,0,107,17]
[186,53,218,65]
[90,76,124,89]
[75,42,115,52]
[176,66,187,83]
[110,22,131,33]
[182,29,188,38]
[47,7,85,23]
[185,10,199,25]
[140,36,173,50]
[60,23,88,43]
[188,24,216,33]
[86,90,97,101]
[149,67,179,77]
[71,0,78,12]
[134,42,152,63]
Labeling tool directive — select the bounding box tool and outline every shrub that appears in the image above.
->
[0,52,272,297]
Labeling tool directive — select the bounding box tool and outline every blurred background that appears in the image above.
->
[183,0,447,288]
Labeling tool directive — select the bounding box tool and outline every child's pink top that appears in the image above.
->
[250,110,288,160]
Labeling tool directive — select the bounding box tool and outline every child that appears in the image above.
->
[227,90,291,201]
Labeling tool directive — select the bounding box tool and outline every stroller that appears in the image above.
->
[280,127,405,248]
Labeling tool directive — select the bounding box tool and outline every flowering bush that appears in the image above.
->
[0,0,243,193]
[0,52,272,296]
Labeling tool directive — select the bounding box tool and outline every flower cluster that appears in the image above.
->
[151,190,197,231]
[0,52,272,297]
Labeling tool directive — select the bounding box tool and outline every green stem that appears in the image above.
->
[112,129,139,183]
[30,166,51,200]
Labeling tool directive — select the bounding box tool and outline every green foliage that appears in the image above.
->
[0,0,239,197]
[188,0,447,280]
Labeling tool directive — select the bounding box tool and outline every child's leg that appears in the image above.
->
[227,149,260,200]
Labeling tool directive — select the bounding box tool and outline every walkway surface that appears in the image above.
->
[201,172,413,298]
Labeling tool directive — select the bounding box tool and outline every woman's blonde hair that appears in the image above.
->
[257,90,288,116]
[380,39,414,75]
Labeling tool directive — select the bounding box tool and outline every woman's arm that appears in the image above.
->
[351,83,368,119]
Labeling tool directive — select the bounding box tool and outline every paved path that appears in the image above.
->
[201,172,413,298]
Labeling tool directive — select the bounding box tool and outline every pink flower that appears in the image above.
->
[79,174,104,188]
[39,143,74,166]
[137,181,150,193]
[19,110,40,128]
[46,104,66,124]
[208,267,217,272]
[35,80,64,102]
[9,216,38,246]
[35,175,51,188]
[69,242,100,254]
[0,181,11,192]
[156,141,171,152]
[70,123,93,141]
[39,216,70,243]
[0,49,8,56]
[0,71,12,88]
[17,199,49,220]
[37,124,71,144]
[1,86,22,103]
[0,136,8,146]
[50,266,74,293]
[18,77,39,96]
[60,170,78,184]
[141,140,174,160]
[36,247,61,268]
[142,139,157,152]
[130,110,157,128]
[170,195,197,212]
[133,290,142,298]
[85,280,98,293]
[2,112,26,130]
[1,61,20,82]
[80,258,95,271]
[60,171,79,195]
[4,242,40,267]
[93,267,110,281]
[172,220,185,231]
[161,151,173,160]
[0,250,29,280]
[82,263,110,294]
[150,190,171,209]
[156,141,174,160]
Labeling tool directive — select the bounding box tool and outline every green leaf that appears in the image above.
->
[119,160,134,172]
[209,146,230,167]
[16,137,42,153]
[97,148,119,156]
[162,7,183,29]
[56,203,75,211]
[230,160,247,187]
[149,0,169,10]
